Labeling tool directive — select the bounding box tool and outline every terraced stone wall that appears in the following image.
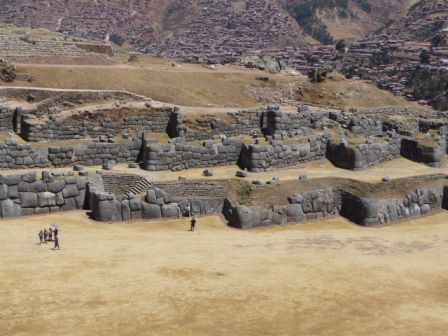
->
[326,135,401,170]
[0,104,14,132]
[224,185,448,229]
[20,107,174,141]
[400,138,446,167]
[238,137,327,172]
[143,139,243,171]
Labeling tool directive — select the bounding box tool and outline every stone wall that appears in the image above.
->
[238,137,327,172]
[224,184,447,229]
[326,135,401,170]
[0,139,50,169]
[340,188,444,226]
[20,107,174,142]
[224,188,341,229]
[143,139,243,171]
[177,110,263,141]
[336,114,383,137]
[0,171,87,218]
[263,107,332,136]
[91,188,181,222]
[400,138,446,167]
[0,138,143,170]
[0,104,14,132]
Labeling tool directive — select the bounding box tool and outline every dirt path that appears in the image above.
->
[0,211,447,335]
[0,157,444,185]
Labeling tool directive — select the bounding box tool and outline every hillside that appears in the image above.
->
[2,54,424,109]
[0,0,315,62]
[283,0,419,44]
[342,0,448,109]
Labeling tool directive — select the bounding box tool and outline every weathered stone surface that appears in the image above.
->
[63,185,79,198]
[63,197,78,211]
[121,200,131,221]
[30,181,47,193]
[19,192,38,208]
[0,199,21,218]
[97,199,122,221]
[286,204,306,222]
[0,184,8,200]
[161,204,180,218]
[141,203,161,219]
[48,180,65,193]
[38,192,56,207]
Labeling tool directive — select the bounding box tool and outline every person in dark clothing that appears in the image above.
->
[53,228,58,239]
[38,230,43,244]
[190,217,197,232]
[48,228,53,241]
[43,229,48,243]
[54,236,60,250]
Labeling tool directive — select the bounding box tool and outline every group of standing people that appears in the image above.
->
[38,227,60,250]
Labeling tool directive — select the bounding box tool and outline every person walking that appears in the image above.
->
[190,216,197,232]
[43,229,48,243]
[38,230,43,244]
[48,228,53,241]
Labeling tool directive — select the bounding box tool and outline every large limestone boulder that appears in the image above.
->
[161,204,180,218]
[19,192,38,208]
[0,199,21,218]
[141,203,161,219]
[97,199,122,221]
[38,192,57,207]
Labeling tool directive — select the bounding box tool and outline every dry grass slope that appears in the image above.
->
[4,56,425,109]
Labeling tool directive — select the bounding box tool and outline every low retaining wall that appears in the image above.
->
[0,171,87,218]
[0,104,14,132]
[223,188,341,229]
[224,185,447,229]
[0,138,143,170]
[20,107,174,141]
[238,138,327,172]
[326,136,401,170]
[401,138,446,167]
[0,140,51,169]
[177,110,263,141]
[143,139,243,171]
[263,108,331,136]
[340,188,444,226]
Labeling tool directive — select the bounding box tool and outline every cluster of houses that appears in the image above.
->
[341,0,448,99]
[143,0,309,64]
[0,0,157,47]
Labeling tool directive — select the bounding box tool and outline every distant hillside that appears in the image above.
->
[283,0,419,44]
[0,0,315,54]
[342,0,448,110]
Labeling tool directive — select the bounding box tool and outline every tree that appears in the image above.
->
[308,66,334,83]
[110,33,125,47]
[419,50,431,64]
[335,39,346,53]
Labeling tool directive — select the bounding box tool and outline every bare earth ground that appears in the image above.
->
[0,157,445,186]
[0,211,447,336]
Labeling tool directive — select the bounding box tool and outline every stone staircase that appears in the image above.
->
[101,173,151,196]
[128,177,152,196]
